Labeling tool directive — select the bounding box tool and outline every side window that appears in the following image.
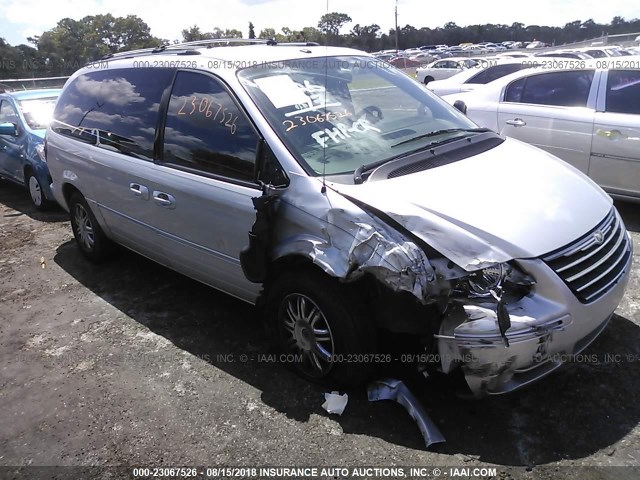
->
[466,64,523,84]
[52,68,174,160]
[605,70,640,115]
[517,70,595,107]
[161,71,258,182]
[0,100,19,124]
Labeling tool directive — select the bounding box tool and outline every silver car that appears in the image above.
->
[442,59,640,201]
[46,41,632,397]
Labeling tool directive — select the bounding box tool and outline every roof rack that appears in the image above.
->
[99,38,321,61]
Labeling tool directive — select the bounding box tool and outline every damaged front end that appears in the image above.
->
[240,160,630,398]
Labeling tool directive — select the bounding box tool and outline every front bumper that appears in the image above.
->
[436,235,632,397]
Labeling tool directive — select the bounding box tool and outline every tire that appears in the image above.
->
[265,268,377,389]
[26,172,51,211]
[424,76,434,85]
[68,192,113,262]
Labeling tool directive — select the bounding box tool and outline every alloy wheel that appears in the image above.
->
[279,293,335,377]
[73,203,95,251]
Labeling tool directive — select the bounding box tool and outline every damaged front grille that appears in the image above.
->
[542,208,631,303]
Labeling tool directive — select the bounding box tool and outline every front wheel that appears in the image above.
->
[266,269,377,388]
[68,192,113,262]
[26,173,51,210]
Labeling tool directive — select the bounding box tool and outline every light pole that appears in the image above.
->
[395,0,399,53]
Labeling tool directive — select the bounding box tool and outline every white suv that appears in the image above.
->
[46,40,632,396]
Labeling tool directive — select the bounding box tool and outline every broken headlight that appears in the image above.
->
[467,263,507,296]
[461,262,535,299]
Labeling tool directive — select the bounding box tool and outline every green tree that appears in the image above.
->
[349,24,380,51]
[258,28,277,39]
[300,27,322,43]
[223,29,243,38]
[248,22,255,39]
[88,14,158,53]
[318,12,352,44]
[182,25,209,42]
[32,15,160,74]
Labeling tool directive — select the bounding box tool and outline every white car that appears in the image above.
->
[426,58,533,96]
[527,41,546,49]
[442,60,640,200]
[415,58,480,84]
[409,52,438,64]
[495,52,532,58]
[403,48,422,56]
[535,50,594,60]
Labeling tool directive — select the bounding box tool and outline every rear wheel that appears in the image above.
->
[68,192,113,262]
[266,268,377,388]
[26,173,51,210]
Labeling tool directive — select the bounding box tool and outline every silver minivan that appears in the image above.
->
[46,41,633,396]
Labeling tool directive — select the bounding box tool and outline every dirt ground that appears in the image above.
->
[1,178,639,480]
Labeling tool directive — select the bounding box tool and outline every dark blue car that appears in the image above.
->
[0,89,61,209]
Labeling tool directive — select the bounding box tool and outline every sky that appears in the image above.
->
[1,0,639,46]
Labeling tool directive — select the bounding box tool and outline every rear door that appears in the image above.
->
[496,69,597,174]
[50,68,175,262]
[151,70,262,301]
[589,69,640,198]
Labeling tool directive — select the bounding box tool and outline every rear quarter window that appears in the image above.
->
[52,68,174,161]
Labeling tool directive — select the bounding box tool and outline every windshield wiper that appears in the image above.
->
[390,127,490,148]
[354,127,491,184]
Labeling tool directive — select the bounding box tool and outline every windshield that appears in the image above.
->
[238,56,477,177]
[18,96,58,130]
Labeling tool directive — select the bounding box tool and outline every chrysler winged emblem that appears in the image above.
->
[593,230,605,244]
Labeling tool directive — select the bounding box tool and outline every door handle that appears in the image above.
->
[153,191,176,209]
[129,183,149,200]
[597,129,624,140]
[505,118,526,127]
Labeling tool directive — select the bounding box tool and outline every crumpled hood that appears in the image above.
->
[332,138,612,271]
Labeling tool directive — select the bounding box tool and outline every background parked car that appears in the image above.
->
[416,58,480,84]
[426,58,533,96]
[442,62,640,201]
[408,52,438,64]
[0,88,61,209]
[534,50,593,59]
[576,46,630,58]
[388,56,423,68]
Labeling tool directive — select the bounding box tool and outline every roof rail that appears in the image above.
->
[98,38,321,61]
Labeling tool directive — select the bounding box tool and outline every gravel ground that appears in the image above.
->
[0,178,639,480]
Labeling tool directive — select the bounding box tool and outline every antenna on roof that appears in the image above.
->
[321,0,329,194]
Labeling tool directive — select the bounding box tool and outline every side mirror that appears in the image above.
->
[254,139,289,188]
[0,122,18,136]
[453,100,467,115]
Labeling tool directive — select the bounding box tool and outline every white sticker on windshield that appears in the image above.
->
[254,75,311,109]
